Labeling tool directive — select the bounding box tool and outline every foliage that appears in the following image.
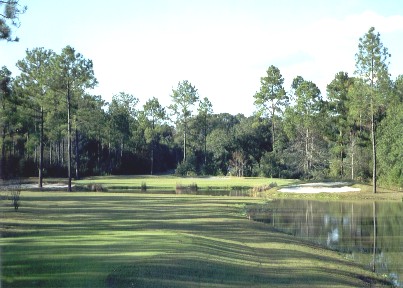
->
[169,80,199,162]
[175,155,197,176]
[142,96,166,174]
[0,66,15,179]
[378,102,403,187]
[1,27,402,189]
[326,72,354,178]
[283,76,328,178]
[15,47,56,187]
[354,27,391,193]
[254,65,288,152]
[0,0,26,41]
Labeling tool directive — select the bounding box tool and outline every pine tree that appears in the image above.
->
[355,27,391,193]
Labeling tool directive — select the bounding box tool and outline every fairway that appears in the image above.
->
[1,189,389,287]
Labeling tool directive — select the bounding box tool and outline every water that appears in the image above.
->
[247,199,403,287]
[108,188,251,197]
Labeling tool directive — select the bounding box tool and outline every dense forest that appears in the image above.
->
[0,26,402,190]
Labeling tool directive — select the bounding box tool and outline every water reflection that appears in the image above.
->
[108,188,251,197]
[248,199,403,287]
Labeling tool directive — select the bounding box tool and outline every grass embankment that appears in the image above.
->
[1,183,390,287]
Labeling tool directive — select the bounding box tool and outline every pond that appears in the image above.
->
[107,187,252,197]
[247,199,403,287]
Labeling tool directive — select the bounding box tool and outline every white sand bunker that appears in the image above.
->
[2,183,71,190]
[23,184,70,189]
[279,182,361,194]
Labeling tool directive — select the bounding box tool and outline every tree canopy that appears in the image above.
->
[0,27,402,190]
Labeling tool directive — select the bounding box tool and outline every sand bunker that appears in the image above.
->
[0,183,70,190]
[279,182,361,194]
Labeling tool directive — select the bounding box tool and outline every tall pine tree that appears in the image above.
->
[355,27,391,193]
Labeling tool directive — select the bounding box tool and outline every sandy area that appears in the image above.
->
[0,183,70,190]
[279,182,361,194]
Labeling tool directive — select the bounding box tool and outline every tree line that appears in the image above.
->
[1,27,402,191]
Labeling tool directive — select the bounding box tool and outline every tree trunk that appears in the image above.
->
[62,137,65,165]
[75,125,79,180]
[370,58,377,194]
[108,141,112,174]
[340,130,344,177]
[371,103,377,194]
[271,102,275,153]
[67,83,72,192]
[351,132,355,180]
[204,132,207,166]
[183,122,187,162]
[120,140,123,160]
[57,140,61,167]
[203,115,207,166]
[305,128,309,174]
[39,107,44,188]
[49,141,52,165]
[97,136,101,174]
[150,138,154,175]
[1,126,6,179]
[26,133,29,160]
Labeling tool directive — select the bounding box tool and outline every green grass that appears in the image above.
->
[0,188,390,287]
[74,175,297,192]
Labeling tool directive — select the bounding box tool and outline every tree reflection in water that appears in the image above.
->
[248,199,403,287]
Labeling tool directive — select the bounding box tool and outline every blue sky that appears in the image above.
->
[1,0,403,115]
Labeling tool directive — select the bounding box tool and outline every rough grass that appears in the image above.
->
[0,190,390,287]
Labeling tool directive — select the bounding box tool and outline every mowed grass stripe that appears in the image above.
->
[0,191,389,287]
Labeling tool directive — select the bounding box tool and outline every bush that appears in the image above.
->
[11,190,20,211]
[269,182,278,188]
[175,182,198,194]
[251,182,277,197]
[141,182,147,192]
[4,179,22,211]
[175,157,197,176]
[87,183,107,192]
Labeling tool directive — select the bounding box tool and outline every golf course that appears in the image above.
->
[0,176,394,287]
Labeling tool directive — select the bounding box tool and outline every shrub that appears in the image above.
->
[11,190,20,211]
[269,182,278,188]
[175,183,198,194]
[87,183,106,192]
[250,182,278,197]
[175,183,184,194]
[141,182,147,192]
[189,183,198,193]
[175,157,197,176]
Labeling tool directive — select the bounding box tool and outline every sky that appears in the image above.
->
[1,0,403,116]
